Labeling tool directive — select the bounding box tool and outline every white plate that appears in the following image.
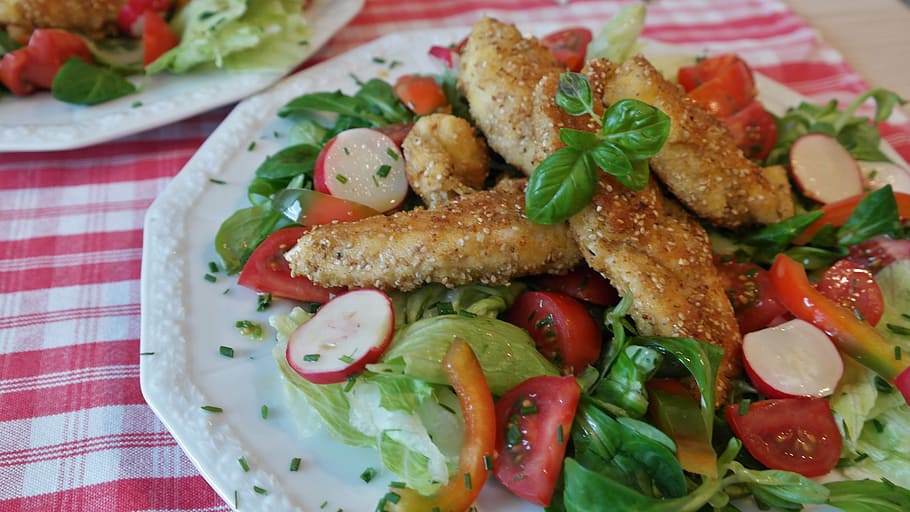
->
[140,26,900,512]
[0,0,363,152]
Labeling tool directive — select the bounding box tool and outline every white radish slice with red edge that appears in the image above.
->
[790,133,863,204]
[860,160,910,194]
[742,318,844,398]
[314,128,408,213]
[286,289,394,384]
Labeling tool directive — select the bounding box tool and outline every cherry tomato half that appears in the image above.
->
[680,54,757,118]
[0,48,33,95]
[714,256,788,334]
[393,74,448,115]
[532,265,619,307]
[815,259,884,326]
[505,291,602,375]
[237,227,345,303]
[494,375,581,507]
[142,9,179,66]
[540,27,593,72]
[724,100,778,162]
[725,397,842,477]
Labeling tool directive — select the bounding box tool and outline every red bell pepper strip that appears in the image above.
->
[770,254,910,404]
[792,190,910,245]
[382,338,496,512]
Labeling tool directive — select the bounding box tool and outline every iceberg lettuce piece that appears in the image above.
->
[372,315,559,396]
[390,282,525,327]
[147,0,310,74]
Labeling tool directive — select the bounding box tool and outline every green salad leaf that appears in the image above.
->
[51,57,137,105]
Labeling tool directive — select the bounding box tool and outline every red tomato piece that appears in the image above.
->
[815,259,884,326]
[677,54,740,92]
[142,9,179,66]
[494,375,581,507]
[505,291,602,375]
[23,29,93,89]
[725,398,842,477]
[684,54,757,118]
[714,256,788,334]
[846,236,910,273]
[118,0,173,37]
[376,121,413,146]
[237,227,345,303]
[724,100,778,162]
[393,74,448,115]
[532,265,619,307]
[540,27,593,72]
[0,48,34,95]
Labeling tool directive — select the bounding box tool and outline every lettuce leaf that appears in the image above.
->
[147,0,310,74]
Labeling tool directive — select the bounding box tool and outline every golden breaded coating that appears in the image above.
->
[458,17,565,175]
[0,0,127,39]
[569,176,742,405]
[588,57,794,229]
[285,179,582,291]
[402,113,490,208]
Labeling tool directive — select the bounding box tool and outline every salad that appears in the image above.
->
[211,6,910,512]
[0,0,310,105]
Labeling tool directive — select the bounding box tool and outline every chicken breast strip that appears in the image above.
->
[589,57,794,229]
[458,17,565,175]
[285,179,582,292]
[532,66,742,403]
[0,0,126,39]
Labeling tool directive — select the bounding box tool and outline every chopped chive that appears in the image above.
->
[343,146,350,155]
[140,352,155,356]
[343,375,357,392]
[204,273,217,283]
[385,147,399,160]
[512,473,527,482]
[436,302,455,315]
[854,452,869,462]
[219,345,234,358]
[896,346,903,360]
[320,501,328,509]
[383,492,400,504]
[235,320,263,339]
[238,457,250,472]
[131,101,143,108]
[247,141,257,151]
[557,424,564,444]
[209,178,226,184]
[875,376,895,393]
[253,485,267,495]
[201,405,223,413]
[335,174,349,184]
[273,131,281,138]
[457,310,477,318]
[389,481,406,489]
[886,323,910,336]
[257,293,272,312]
[483,454,493,470]
[520,405,538,416]
[902,313,910,322]
[389,60,402,69]
[208,261,219,273]
[290,457,301,471]
[360,466,377,483]
[234,489,239,509]
[738,398,751,416]
[375,164,391,178]
[298,39,309,46]
[339,354,355,364]
[303,353,321,362]
[372,175,380,187]
[223,288,231,295]
[260,405,269,419]
[464,472,473,490]
[872,418,886,433]
[372,56,386,64]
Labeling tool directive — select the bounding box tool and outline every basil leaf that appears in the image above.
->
[614,158,650,190]
[214,205,284,274]
[560,128,600,150]
[600,99,671,160]
[837,185,901,246]
[824,479,910,511]
[254,144,320,181]
[525,147,599,224]
[50,57,136,105]
[556,72,597,118]
[740,210,825,251]
[588,141,632,177]
[0,28,21,56]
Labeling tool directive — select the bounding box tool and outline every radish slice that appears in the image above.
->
[286,289,394,384]
[790,133,863,204]
[742,318,844,398]
[313,128,408,212]
[860,160,910,194]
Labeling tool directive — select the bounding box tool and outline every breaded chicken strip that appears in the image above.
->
[588,57,794,229]
[285,179,582,291]
[570,177,742,405]
[532,71,741,403]
[0,0,126,39]
[458,17,565,175]
[402,113,490,208]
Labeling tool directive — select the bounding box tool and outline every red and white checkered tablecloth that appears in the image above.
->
[1,1,908,510]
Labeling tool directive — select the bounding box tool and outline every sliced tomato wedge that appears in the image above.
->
[678,54,741,92]
[714,256,788,334]
[815,259,884,326]
[505,291,602,375]
[494,375,581,507]
[142,9,179,66]
[532,265,619,307]
[237,227,345,303]
[393,74,448,115]
[724,100,778,161]
[23,29,93,89]
[118,0,173,37]
[0,48,33,95]
[725,398,842,477]
[682,54,757,118]
[540,27,593,72]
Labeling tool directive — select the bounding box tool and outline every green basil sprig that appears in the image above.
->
[525,72,670,224]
